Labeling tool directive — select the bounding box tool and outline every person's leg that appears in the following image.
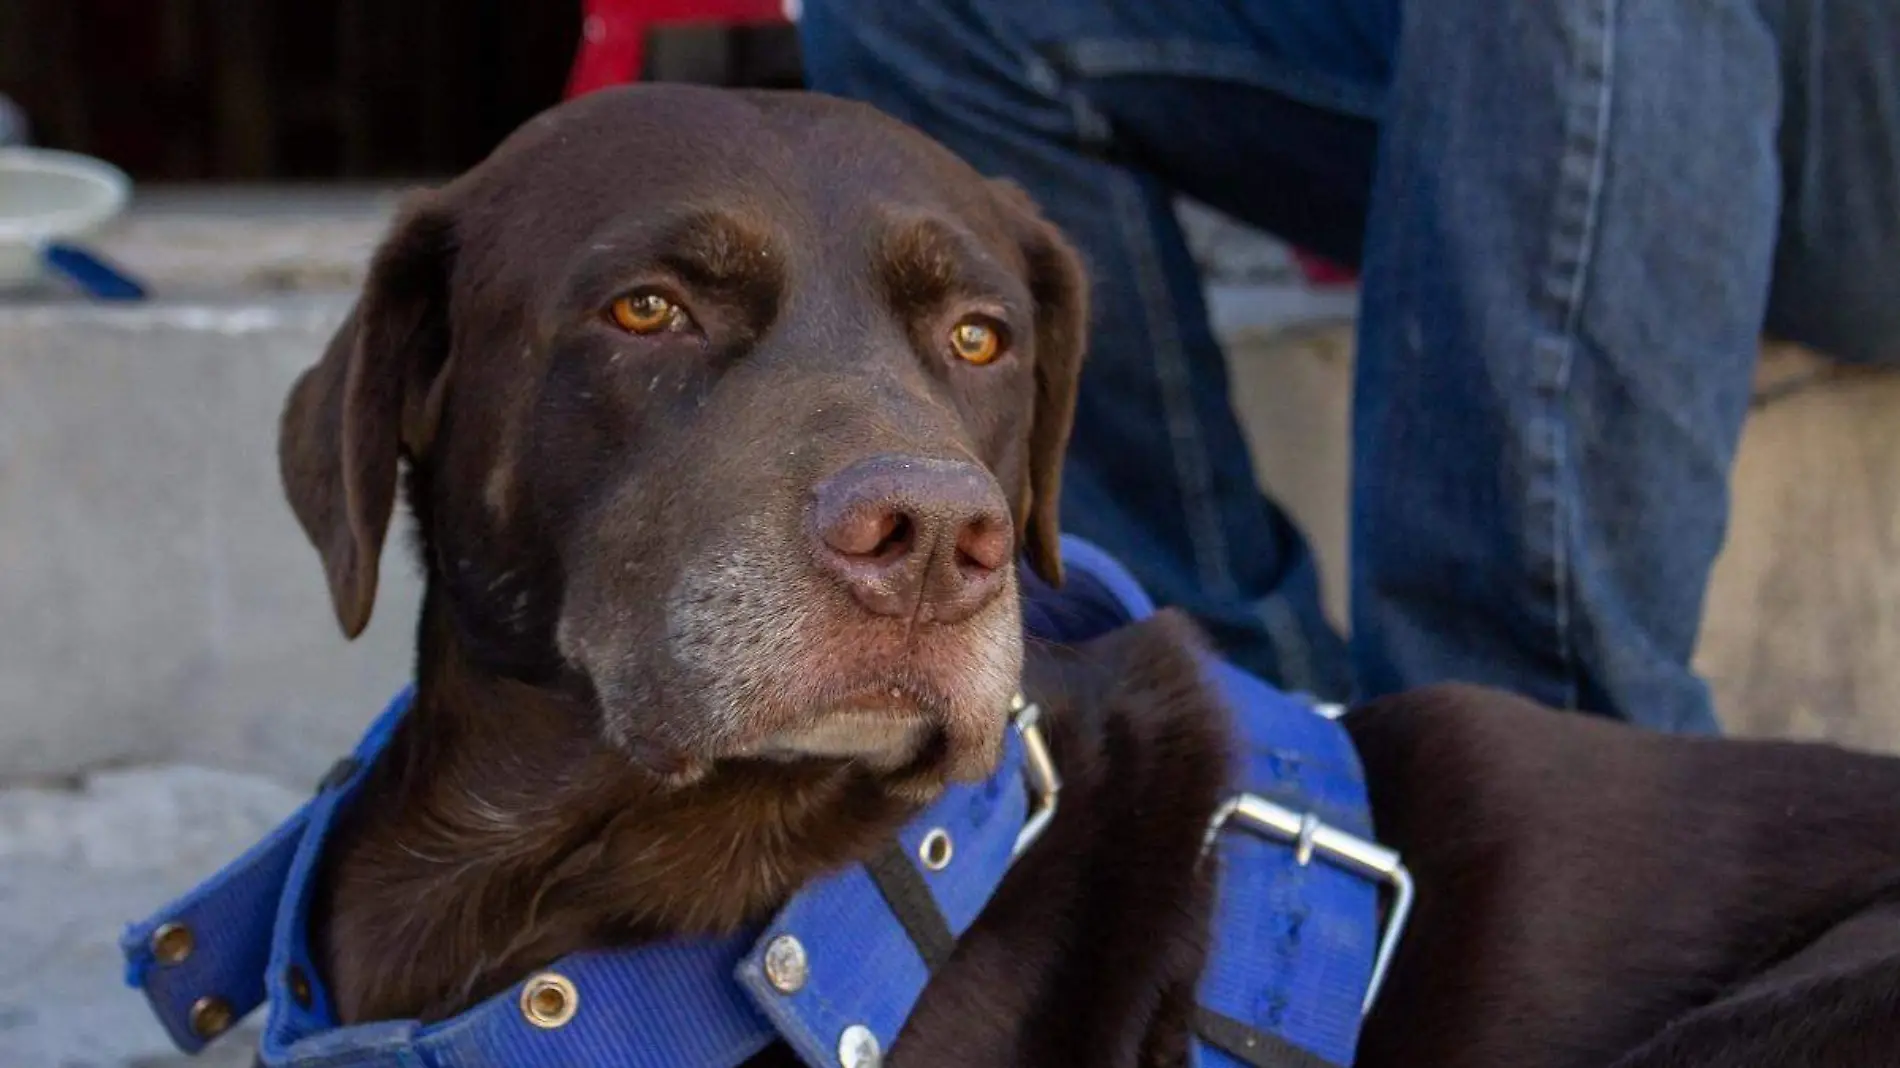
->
[1351,0,1814,732]
[1763,0,1900,369]
[800,0,1390,697]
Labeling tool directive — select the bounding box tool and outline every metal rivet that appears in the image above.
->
[763,934,809,994]
[519,972,579,1029]
[919,828,954,871]
[189,995,234,1039]
[150,922,194,966]
[838,1023,882,1068]
[286,965,312,1008]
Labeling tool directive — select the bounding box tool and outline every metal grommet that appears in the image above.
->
[918,828,954,872]
[150,922,194,966]
[286,965,313,1009]
[189,995,234,1039]
[519,972,579,1029]
[838,1023,882,1068]
[763,935,809,994]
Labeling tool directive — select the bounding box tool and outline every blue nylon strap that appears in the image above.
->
[735,729,1028,1065]
[1197,659,1373,1068]
[123,535,1383,1068]
[243,936,776,1068]
[119,688,414,1054]
[1029,538,1375,1066]
[119,799,306,1053]
[259,698,406,1058]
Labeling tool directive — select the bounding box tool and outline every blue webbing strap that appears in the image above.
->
[119,688,413,1054]
[1027,539,1378,1066]
[1196,658,1375,1068]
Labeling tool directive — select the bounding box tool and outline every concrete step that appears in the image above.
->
[0,297,417,786]
[0,765,298,1066]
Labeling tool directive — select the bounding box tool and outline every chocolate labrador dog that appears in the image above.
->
[277,84,1900,1067]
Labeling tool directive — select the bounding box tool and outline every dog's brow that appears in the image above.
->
[569,210,781,303]
[658,213,779,288]
[875,216,1026,318]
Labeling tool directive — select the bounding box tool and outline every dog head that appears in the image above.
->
[280,85,1087,795]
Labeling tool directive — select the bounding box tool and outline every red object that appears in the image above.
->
[1291,249,1359,288]
[566,0,792,98]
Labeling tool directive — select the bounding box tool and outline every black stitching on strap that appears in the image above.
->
[1195,1008,1342,1068]
[864,841,956,972]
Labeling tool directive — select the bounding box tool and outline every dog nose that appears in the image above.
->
[809,456,1014,623]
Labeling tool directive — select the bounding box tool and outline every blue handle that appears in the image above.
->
[41,241,148,301]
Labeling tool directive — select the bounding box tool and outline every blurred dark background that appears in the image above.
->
[0,0,804,181]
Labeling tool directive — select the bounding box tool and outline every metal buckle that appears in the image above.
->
[1202,793,1414,1013]
[1009,694,1060,857]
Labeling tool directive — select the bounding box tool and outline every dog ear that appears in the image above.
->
[993,180,1089,586]
[279,197,456,638]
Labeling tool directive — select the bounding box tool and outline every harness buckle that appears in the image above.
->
[1202,793,1414,1014]
[1009,694,1060,857]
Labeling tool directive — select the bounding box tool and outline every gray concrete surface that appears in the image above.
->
[1696,355,1900,750]
[0,298,417,788]
[1,193,415,1066]
[2,188,1895,1065]
[85,186,399,298]
[0,766,295,1067]
[2,187,416,789]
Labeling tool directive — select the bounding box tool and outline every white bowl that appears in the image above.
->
[0,148,131,290]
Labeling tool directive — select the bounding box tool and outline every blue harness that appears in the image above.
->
[123,536,1409,1068]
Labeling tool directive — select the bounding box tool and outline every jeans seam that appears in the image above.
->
[1050,38,1385,121]
[1536,0,1618,711]
[1104,171,1238,598]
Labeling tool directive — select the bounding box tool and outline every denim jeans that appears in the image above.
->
[799,0,1900,732]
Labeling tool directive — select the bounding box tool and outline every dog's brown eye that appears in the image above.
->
[949,318,1004,365]
[609,292,681,335]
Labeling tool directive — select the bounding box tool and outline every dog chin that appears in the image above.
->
[601,681,1009,799]
[734,710,935,771]
[726,704,1004,806]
